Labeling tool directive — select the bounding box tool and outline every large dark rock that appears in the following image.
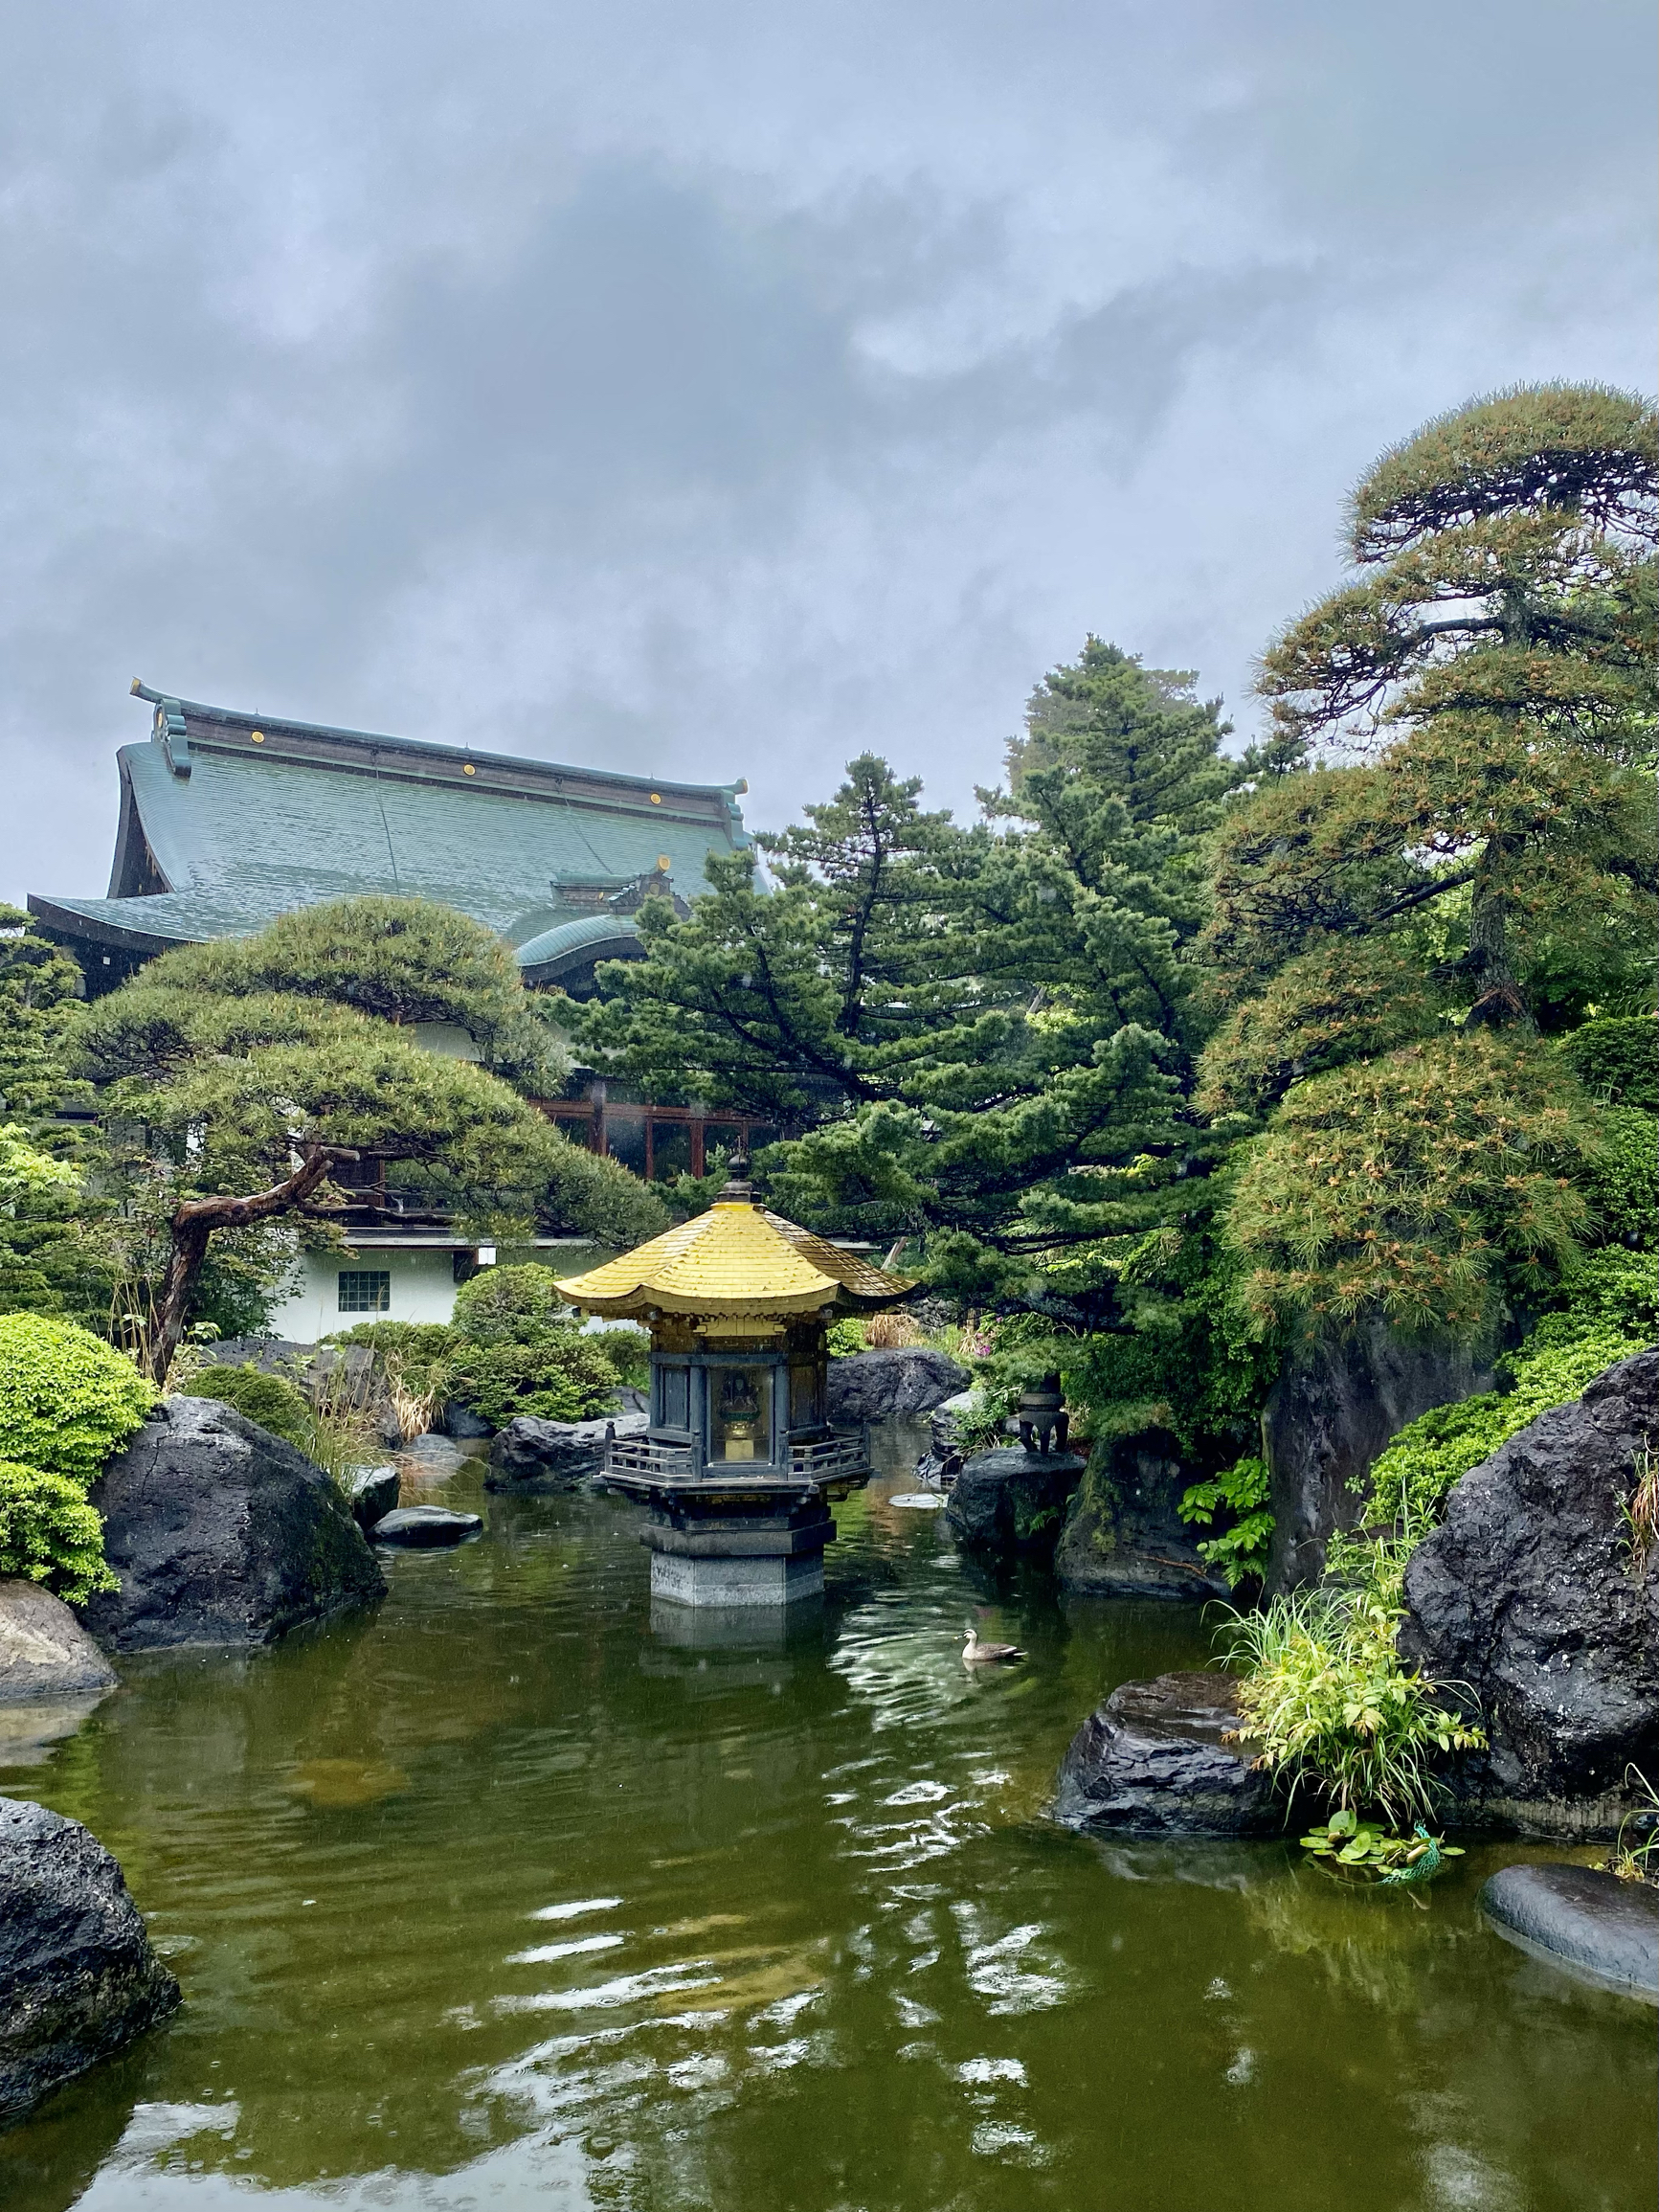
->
[80,1397,385,1653]
[1265,1320,1494,1591]
[1399,1349,1659,1825]
[1481,1863,1659,1998]
[945,1446,1086,1554]
[1053,1672,1282,1837]
[1053,1428,1230,1601]
[0,1795,180,2123]
[825,1348,969,1425]
[0,1583,117,1704]
[371,1506,482,1548]
[485,1411,648,1491]
[440,1400,494,1439]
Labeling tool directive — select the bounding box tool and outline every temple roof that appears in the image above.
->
[556,1197,911,1319]
[30,682,749,987]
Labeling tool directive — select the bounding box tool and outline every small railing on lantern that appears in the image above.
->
[605,1428,870,1494]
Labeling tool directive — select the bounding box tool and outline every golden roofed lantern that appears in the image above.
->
[557,1162,912,1610]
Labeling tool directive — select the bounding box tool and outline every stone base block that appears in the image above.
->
[649,1548,825,1609]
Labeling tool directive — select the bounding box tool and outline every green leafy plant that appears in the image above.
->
[1558,1017,1657,1111]
[450,1263,572,1343]
[0,1459,118,1605]
[1178,1456,1273,1588]
[0,1313,155,1483]
[1221,1586,1486,1826]
[1298,1810,1465,1885]
[180,1363,314,1452]
[1597,1768,1659,1887]
[443,1333,619,1429]
[826,1319,867,1358]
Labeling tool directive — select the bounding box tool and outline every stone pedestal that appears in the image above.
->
[642,1499,834,1610]
[945,1447,1086,1555]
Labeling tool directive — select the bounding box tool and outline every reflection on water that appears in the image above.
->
[0,1450,1651,2212]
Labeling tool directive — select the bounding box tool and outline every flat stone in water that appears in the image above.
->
[371,1506,482,1548]
[888,1492,948,1510]
[1481,1862,1659,1999]
[1053,1670,1282,1837]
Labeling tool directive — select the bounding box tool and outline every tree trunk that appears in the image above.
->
[144,1146,354,1383]
[1463,837,1534,1033]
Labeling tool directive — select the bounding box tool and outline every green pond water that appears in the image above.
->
[1,1450,1653,2212]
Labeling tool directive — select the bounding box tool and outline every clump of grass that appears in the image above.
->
[1219,1585,1485,1829]
[1622,1443,1659,1576]
[1598,1767,1659,1886]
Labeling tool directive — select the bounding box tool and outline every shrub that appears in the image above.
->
[0,1459,118,1605]
[181,1364,313,1452]
[1177,1456,1273,1588]
[1578,1105,1657,1249]
[329,1320,460,1393]
[1221,1586,1484,1826]
[0,1314,155,1484]
[444,1332,620,1428]
[584,1326,650,1390]
[1557,1016,1657,1111]
[451,1263,569,1345]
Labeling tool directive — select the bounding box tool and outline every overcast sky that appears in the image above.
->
[4,0,1654,906]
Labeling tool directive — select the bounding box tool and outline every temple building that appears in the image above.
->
[29,681,776,1332]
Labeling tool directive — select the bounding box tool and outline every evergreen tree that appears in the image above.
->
[81,898,662,1378]
[1204,383,1657,1117]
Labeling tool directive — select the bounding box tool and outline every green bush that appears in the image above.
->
[330,1320,460,1393]
[444,1332,620,1427]
[1579,1106,1657,1249]
[1177,1456,1273,1588]
[584,1326,650,1391]
[181,1364,313,1452]
[0,1314,155,1484]
[1558,1016,1657,1110]
[450,1263,570,1344]
[1221,1586,1485,1826]
[0,1459,118,1606]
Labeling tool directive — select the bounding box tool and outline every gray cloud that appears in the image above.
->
[3,0,1653,902]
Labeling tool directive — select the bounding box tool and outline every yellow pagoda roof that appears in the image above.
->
[555,1198,911,1320]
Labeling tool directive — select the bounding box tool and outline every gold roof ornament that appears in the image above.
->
[556,1164,910,1320]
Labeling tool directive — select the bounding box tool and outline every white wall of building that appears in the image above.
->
[265,1240,611,1343]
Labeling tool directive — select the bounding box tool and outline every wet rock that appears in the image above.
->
[80,1396,385,1653]
[1053,1671,1282,1838]
[440,1401,494,1439]
[1265,1320,1495,1591]
[0,1795,180,2123]
[929,1388,977,1462]
[342,1464,400,1531]
[395,1433,464,1478]
[370,1505,482,1547]
[825,1349,969,1426]
[1400,1349,1659,1818]
[0,1582,117,1704]
[1480,1863,1659,1998]
[1052,1426,1230,1601]
[945,1446,1086,1554]
[485,1411,648,1491]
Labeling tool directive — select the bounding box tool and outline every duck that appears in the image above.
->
[962,1620,1025,1667]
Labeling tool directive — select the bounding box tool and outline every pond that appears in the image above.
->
[2,1453,1652,2212]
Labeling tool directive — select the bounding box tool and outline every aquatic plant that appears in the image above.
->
[1220,1585,1485,1827]
[1298,1810,1464,1886]
[1598,1768,1659,1887]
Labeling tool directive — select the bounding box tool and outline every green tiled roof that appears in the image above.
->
[31,685,749,980]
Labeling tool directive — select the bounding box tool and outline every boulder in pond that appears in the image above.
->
[946,1446,1086,1555]
[1053,1431,1231,1602]
[1399,1349,1659,1826]
[80,1396,385,1653]
[1053,1671,1282,1838]
[0,1582,117,1704]
[370,1505,482,1547]
[485,1411,648,1491]
[825,1348,969,1425]
[0,1795,180,2123]
[342,1464,401,1531]
[394,1433,464,1478]
[1480,1862,1659,1998]
[440,1400,494,1439]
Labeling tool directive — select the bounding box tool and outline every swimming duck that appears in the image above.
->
[962,1620,1025,1667]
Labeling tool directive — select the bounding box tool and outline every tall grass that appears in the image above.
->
[1219,1587,1484,1828]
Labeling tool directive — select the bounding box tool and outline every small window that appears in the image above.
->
[338,1270,392,1314]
